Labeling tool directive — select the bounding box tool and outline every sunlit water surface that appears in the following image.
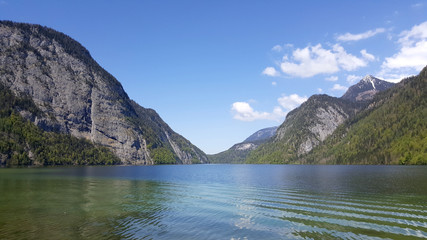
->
[0,165,426,239]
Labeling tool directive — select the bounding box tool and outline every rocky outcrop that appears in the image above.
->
[342,75,394,102]
[274,95,359,156]
[0,21,207,164]
[304,67,427,164]
[248,76,397,164]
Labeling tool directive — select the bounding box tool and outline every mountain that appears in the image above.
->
[0,82,120,166]
[304,67,427,164]
[0,21,207,165]
[208,126,277,164]
[243,126,278,143]
[246,95,362,164]
[215,75,395,165]
[341,75,394,102]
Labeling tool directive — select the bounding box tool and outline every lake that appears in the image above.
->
[0,165,426,239]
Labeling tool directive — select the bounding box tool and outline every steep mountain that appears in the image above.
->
[246,95,362,164]
[208,126,277,164]
[0,82,120,166]
[304,67,427,165]
[341,75,394,102]
[0,21,207,165]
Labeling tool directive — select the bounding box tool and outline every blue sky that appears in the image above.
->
[1,0,427,154]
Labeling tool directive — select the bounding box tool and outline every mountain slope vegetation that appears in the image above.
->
[246,95,362,164]
[246,69,425,165]
[0,83,120,166]
[0,21,207,165]
[208,127,277,164]
[304,67,427,164]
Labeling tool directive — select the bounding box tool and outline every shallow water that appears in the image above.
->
[0,165,426,239]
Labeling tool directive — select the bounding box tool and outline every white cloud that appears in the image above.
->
[231,94,307,122]
[331,84,348,91]
[231,102,287,122]
[346,75,361,84]
[231,102,272,122]
[272,81,277,86]
[411,3,424,8]
[380,21,427,81]
[282,55,288,61]
[317,88,323,93]
[278,94,308,111]
[398,21,427,46]
[271,44,293,52]
[383,41,427,69]
[337,28,385,41]
[360,49,375,61]
[272,45,283,52]
[333,44,368,70]
[262,67,280,77]
[325,76,338,81]
[279,44,373,78]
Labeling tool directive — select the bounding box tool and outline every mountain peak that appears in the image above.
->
[361,75,378,89]
[361,75,376,83]
[342,75,394,102]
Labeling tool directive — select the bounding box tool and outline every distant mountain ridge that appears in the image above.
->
[208,126,277,164]
[0,21,207,165]
[341,75,394,102]
[247,69,426,165]
[211,74,398,165]
[244,126,278,143]
[246,95,362,164]
[305,68,427,164]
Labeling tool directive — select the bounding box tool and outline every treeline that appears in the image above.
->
[0,83,120,166]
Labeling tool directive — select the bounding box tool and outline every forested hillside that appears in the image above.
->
[246,95,362,164]
[305,67,427,164]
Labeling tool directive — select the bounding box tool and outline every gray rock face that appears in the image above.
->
[274,95,359,156]
[243,126,278,143]
[0,21,207,164]
[233,143,257,151]
[341,75,394,102]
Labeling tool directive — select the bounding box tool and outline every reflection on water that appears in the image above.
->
[0,165,426,239]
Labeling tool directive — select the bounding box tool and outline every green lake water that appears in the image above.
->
[0,165,426,239]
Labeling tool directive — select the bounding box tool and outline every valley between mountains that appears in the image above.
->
[1,21,426,166]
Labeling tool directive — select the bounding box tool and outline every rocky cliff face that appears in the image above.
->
[0,21,207,164]
[273,95,360,155]
[247,76,398,164]
[305,67,427,165]
[247,95,361,163]
[341,75,394,102]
